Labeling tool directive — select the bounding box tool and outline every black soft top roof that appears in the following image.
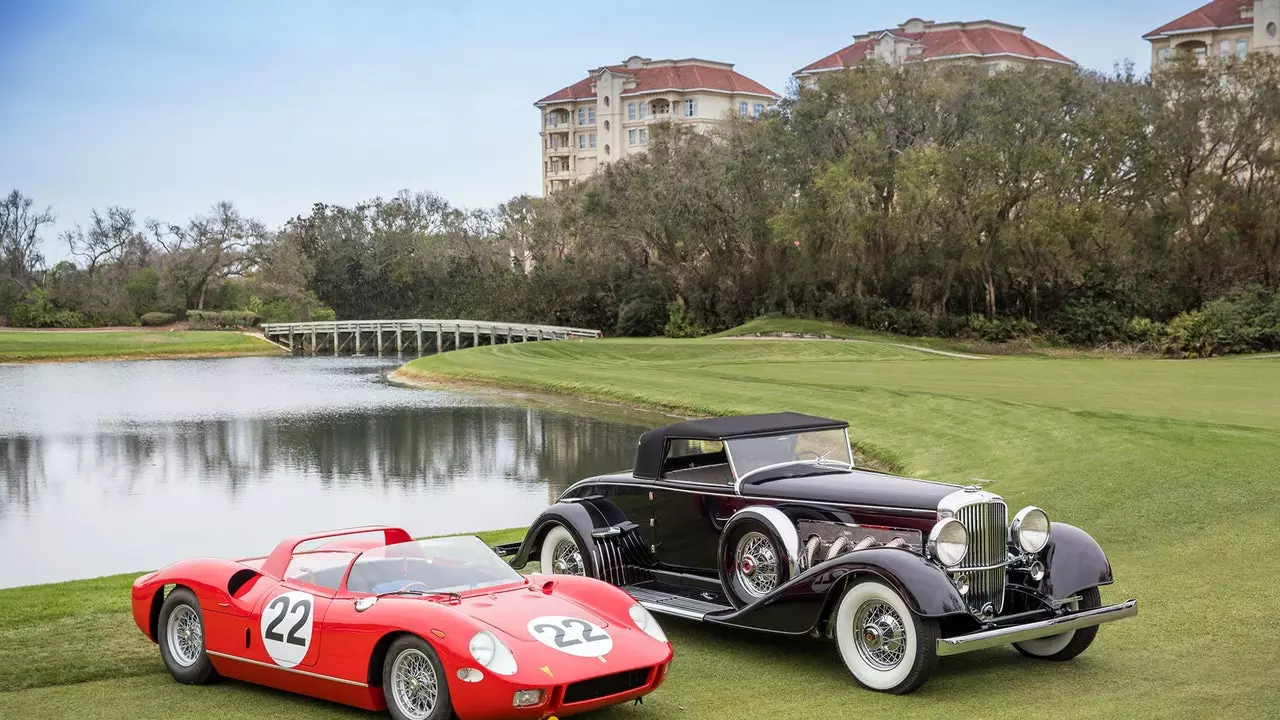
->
[634,412,848,480]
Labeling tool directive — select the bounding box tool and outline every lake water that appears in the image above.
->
[0,357,659,588]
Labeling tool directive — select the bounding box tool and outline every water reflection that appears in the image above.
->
[0,358,654,587]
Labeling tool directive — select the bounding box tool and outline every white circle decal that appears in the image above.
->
[528,615,613,657]
[260,591,315,668]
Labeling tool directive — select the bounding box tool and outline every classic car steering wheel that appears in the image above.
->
[399,581,432,593]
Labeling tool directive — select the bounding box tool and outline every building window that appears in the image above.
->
[684,99,697,117]
[578,133,585,150]
[1238,38,1248,59]
[589,133,596,149]
[628,102,636,121]
[638,103,647,120]
[628,129,637,146]
[1270,21,1277,38]
[753,103,764,117]
[738,102,748,116]
[577,108,585,125]
[603,96,610,107]
[639,128,647,145]
[588,107,595,124]
[1158,47,1172,66]
[1193,46,1206,64]
[1220,39,1231,59]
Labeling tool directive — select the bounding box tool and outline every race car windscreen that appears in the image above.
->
[346,536,523,595]
[727,427,854,482]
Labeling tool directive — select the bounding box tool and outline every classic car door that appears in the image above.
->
[651,439,741,572]
[249,551,351,668]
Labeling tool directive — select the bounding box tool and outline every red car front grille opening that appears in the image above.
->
[562,667,650,704]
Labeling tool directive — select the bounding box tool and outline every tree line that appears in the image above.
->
[3,56,1280,355]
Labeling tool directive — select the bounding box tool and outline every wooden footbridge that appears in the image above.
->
[261,320,602,357]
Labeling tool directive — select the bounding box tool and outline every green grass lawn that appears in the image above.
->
[0,329,283,362]
[5,320,1278,719]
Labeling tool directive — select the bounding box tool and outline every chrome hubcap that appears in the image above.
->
[166,605,203,667]
[853,600,906,670]
[391,649,438,720]
[735,532,779,597]
[552,538,585,576]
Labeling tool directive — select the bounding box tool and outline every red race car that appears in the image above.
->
[131,526,673,720]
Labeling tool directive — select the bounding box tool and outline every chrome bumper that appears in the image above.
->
[936,599,1138,657]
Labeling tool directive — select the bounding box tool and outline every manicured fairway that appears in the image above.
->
[0,329,283,362]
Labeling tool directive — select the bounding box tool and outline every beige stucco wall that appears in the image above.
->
[540,87,774,193]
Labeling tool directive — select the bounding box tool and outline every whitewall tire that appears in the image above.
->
[539,524,588,576]
[833,579,938,694]
[1014,586,1101,660]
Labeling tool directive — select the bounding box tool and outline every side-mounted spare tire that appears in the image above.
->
[718,507,801,609]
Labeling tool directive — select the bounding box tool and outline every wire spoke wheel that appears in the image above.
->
[552,537,585,576]
[391,649,439,720]
[166,605,203,668]
[734,531,780,597]
[852,599,907,671]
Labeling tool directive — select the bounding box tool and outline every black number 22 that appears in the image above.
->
[532,618,608,648]
[264,596,312,647]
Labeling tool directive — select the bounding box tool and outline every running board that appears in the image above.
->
[622,582,732,621]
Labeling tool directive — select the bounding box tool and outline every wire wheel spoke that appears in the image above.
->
[392,649,438,719]
[735,532,780,597]
[853,599,908,671]
[166,605,203,667]
[553,539,584,575]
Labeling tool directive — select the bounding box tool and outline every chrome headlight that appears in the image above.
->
[927,518,968,567]
[629,603,668,643]
[468,630,518,676]
[1011,506,1050,554]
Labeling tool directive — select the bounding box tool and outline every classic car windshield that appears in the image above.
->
[346,536,523,595]
[727,428,853,482]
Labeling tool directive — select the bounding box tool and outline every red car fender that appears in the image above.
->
[131,559,268,642]
[529,573,649,628]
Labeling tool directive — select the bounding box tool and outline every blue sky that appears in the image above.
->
[2,0,1180,261]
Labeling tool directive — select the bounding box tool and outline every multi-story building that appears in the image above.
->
[536,56,779,194]
[793,18,1074,84]
[1144,0,1280,67]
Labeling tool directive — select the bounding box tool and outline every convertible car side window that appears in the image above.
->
[661,439,732,485]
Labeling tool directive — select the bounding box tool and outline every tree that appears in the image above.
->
[0,189,54,314]
[151,201,267,310]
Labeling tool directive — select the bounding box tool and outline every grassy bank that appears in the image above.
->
[0,329,283,362]
[392,322,1280,718]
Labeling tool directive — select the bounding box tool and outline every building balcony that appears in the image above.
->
[545,145,572,155]
[546,166,573,178]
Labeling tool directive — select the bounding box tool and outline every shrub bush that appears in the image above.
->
[309,306,337,322]
[140,312,177,327]
[9,288,86,328]
[664,300,707,338]
[1052,299,1128,346]
[187,309,261,330]
[616,282,669,337]
[961,315,1037,343]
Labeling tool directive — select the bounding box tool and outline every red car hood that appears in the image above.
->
[460,587,611,642]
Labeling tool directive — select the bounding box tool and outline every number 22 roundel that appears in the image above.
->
[528,615,613,658]
[260,591,314,668]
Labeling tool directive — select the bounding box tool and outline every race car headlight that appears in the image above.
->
[927,518,969,568]
[1011,506,1050,554]
[629,603,668,643]
[468,631,517,676]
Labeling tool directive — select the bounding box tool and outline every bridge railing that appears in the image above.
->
[261,319,602,340]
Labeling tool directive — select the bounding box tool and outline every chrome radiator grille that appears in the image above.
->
[954,499,1008,614]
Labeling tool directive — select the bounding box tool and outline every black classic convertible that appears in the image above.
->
[499,413,1137,694]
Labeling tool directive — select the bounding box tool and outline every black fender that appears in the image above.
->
[707,546,968,635]
[507,496,647,585]
[1034,522,1114,600]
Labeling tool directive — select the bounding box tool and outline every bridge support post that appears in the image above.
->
[396,328,402,356]
[377,327,383,357]
[436,328,442,354]
[454,327,460,352]
[473,327,479,348]
[416,328,422,356]
[333,327,339,357]
[310,327,317,356]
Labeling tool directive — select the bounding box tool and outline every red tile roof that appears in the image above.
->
[1144,0,1252,39]
[537,59,779,105]
[795,21,1075,75]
